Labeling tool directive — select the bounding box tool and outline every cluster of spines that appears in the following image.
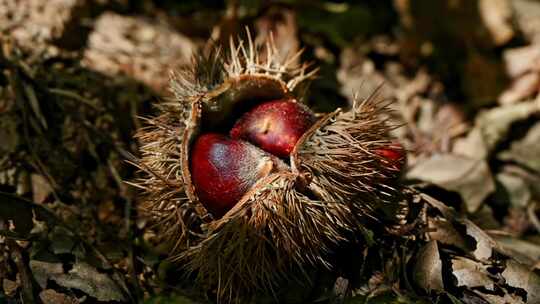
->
[295,91,402,218]
[225,32,317,90]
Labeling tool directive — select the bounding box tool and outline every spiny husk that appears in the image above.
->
[292,91,405,220]
[177,172,358,302]
[134,33,410,303]
[132,107,207,254]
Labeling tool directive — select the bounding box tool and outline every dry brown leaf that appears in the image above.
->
[407,154,495,213]
[454,100,540,159]
[51,262,126,302]
[2,278,19,297]
[499,122,540,173]
[39,289,79,304]
[0,0,91,49]
[428,219,468,250]
[451,257,494,290]
[501,260,540,303]
[83,13,196,93]
[512,0,540,43]
[412,241,444,292]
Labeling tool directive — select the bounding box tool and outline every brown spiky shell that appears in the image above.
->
[133,35,406,302]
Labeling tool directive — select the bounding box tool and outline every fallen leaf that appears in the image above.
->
[49,226,75,255]
[512,0,540,43]
[407,154,495,213]
[2,278,19,297]
[52,261,126,302]
[478,0,514,46]
[499,122,540,173]
[412,241,444,292]
[498,72,540,105]
[501,260,540,303]
[451,257,494,290]
[503,45,540,78]
[494,235,540,266]
[495,171,532,208]
[29,260,64,289]
[83,13,195,93]
[454,100,540,158]
[481,293,525,304]
[428,219,469,251]
[39,289,78,304]
[461,219,496,261]
[476,100,540,153]
[31,174,53,204]
[453,128,489,159]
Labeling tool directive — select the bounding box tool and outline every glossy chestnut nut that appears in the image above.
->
[190,133,278,217]
[230,99,317,158]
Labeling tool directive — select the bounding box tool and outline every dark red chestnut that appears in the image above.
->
[190,133,278,217]
[230,99,317,158]
[374,143,406,172]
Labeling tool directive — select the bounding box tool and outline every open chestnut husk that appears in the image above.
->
[133,36,410,302]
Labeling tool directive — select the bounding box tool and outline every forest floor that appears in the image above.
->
[1,1,540,303]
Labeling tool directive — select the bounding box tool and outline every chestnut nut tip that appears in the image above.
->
[374,143,406,172]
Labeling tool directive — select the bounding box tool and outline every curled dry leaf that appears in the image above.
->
[428,219,469,250]
[417,193,540,303]
[428,217,496,262]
